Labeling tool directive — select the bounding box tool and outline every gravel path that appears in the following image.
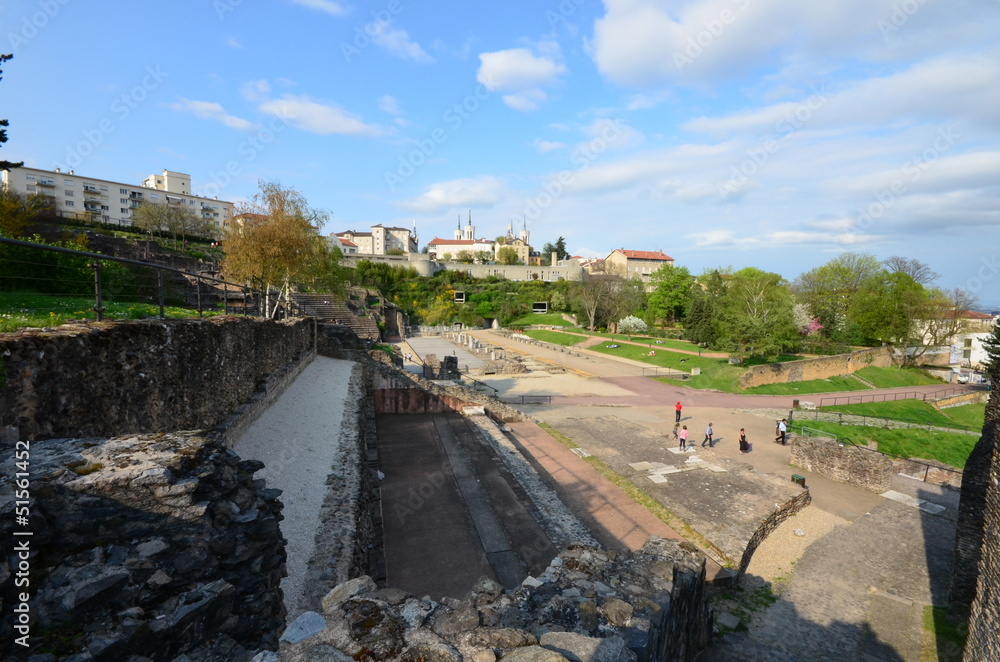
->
[233,355,358,621]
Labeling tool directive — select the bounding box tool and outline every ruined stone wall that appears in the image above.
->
[738,345,895,389]
[0,317,314,441]
[279,537,712,662]
[934,391,990,410]
[790,436,894,493]
[0,432,286,661]
[738,487,812,578]
[951,359,1000,655]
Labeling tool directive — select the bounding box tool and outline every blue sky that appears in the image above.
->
[2,0,999,302]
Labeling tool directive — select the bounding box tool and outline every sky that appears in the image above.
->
[2,0,999,304]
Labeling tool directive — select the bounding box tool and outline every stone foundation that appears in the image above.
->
[790,436,894,493]
[738,346,895,389]
[0,432,286,660]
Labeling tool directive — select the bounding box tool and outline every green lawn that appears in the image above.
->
[942,403,988,430]
[589,342,743,391]
[0,293,223,332]
[791,419,976,469]
[522,329,587,346]
[509,312,574,326]
[855,366,943,388]
[564,329,708,353]
[744,375,871,395]
[820,399,981,432]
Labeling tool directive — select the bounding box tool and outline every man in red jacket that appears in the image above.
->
[675,401,683,422]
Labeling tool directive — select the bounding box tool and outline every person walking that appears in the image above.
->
[679,425,689,451]
[672,422,680,444]
[776,418,788,445]
[702,422,714,447]
[675,401,683,422]
[739,428,749,454]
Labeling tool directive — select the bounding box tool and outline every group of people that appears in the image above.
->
[670,401,759,454]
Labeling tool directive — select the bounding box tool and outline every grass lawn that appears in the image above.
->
[791,419,977,469]
[0,293,223,332]
[821,400,980,432]
[589,342,743,391]
[564,329,709,353]
[855,365,943,388]
[744,375,871,395]
[522,329,588,346]
[509,312,574,326]
[941,403,987,430]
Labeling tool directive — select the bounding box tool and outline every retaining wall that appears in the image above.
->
[791,436,895,493]
[934,391,990,410]
[738,345,895,389]
[0,317,315,441]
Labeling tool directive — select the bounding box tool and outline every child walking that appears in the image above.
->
[679,425,689,451]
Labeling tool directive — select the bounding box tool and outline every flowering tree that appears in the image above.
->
[619,315,647,339]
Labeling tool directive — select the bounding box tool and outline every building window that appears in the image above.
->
[25,175,35,181]
[65,201,74,207]
[121,198,127,204]
[150,194,159,200]
[65,180,74,186]
[100,185,109,192]
[120,188,128,195]
[26,184,35,191]
[65,190,73,197]
[964,338,973,348]
[963,349,972,359]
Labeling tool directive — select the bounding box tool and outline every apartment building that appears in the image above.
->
[604,249,675,287]
[335,223,418,255]
[1,167,234,230]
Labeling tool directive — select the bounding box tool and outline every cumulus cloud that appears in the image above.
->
[370,23,434,63]
[533,139,567,153]
[288,0,346,17]
[378,95,402,115]
[259,95,386,137]
[166,97,254,131]
[399,176,508,213]
[477,44,566,111]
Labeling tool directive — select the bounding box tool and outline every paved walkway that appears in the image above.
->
[425,330,967,660]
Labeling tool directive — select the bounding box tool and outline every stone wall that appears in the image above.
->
[0,432,286,661]
[934,390,990,410]
[738,346,895,389]
[950,360,1000,655]
[790,436,894,493]
[738,487,812,578]
[278,537,711,662]
[0,317,315,441]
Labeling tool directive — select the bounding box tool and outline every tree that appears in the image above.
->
[571,276,618,331]
[716,267,797,362]
[900,287,978,367]
[883,256,940,285]
[0,187,51,237]
[496,246,519,265]
[133,201,211,248]
[847,270,925,347]
[793,252,882,339]
[222,180,328,317]
[619,315,647,339]
[474,250,493,264]
[647,264,693,327]
[982,319,1000,372]
[541,236,569,265]
[455,250,474,263]
[602,278,646,333]
[684,269,728,346]
[0,54,23,172]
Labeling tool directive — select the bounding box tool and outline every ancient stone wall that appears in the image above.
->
[738,487,812,578]
[0,432,286,661]
[279,537,712,662]
[0,317,314,441]
[738,345,895,389]
[933,391,990,410]
[951,359,1000,657]
[790,436,894,493]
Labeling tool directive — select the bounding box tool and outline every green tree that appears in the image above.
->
[222,180,328,317]
[133,201,212,248]
[793,252,882,339]
[455,250,475,263]
[474,250,493,263]
[496,246,519,265]
[684,270,728,346]
[0,187,51,237]
[647,263,693,327]
[716,267,797,362]
[0,54,23,172]
[847,270,925,347]
[982,319,1000,372]
[541,237,569,265]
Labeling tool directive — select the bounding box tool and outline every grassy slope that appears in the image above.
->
[0,293,222,332]
[942,403,988,430]
[744,376,870,395]
[791,419,977,468]
[821,400,981,431]
[522,329,588,346]
[509,312,573,326]
[855,366,943,388]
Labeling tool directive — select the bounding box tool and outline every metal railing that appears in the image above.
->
[818,386,976,407]
[503,394,553,405]
[797,408,979,434]
[0,236,266,321]
[461,374,498,397]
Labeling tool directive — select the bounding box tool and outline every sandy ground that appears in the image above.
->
[479,370,636,397]
[233,355,356,620]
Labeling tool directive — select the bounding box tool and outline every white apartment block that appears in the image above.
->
[335,223,418,255]
[1,167,234,231]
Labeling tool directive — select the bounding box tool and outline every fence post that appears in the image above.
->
[157,270,165,319]
[223,282,229,315]
[196,276,203,317]
[92,260,105,321]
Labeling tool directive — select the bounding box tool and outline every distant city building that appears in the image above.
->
[1,166,234,230]
[572,255,605,273]
[334,223,417,255]
[426,214,494,261]
[604,249,675,287]
[494,222,532,264]
[942,310,998,369]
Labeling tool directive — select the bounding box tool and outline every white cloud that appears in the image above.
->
[533,139,567,153]
[288,0,346,17]
[241,79,271,103]
[378,95,402,115]
[477,45,566,111]
[686,228,888,248]
[399,176,508,213]
[259,95,386,137]
[166,97,254,131]
[371,23,434,63]
[225,36,243,50]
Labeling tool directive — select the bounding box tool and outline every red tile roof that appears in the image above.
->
[610,249,674,261]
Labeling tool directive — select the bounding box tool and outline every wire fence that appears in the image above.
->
[0,237,267,323]
[796,408,979,434]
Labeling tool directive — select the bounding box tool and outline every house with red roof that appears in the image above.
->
[604,249,675,287]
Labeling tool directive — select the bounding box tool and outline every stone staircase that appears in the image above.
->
[291,293,381,341]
